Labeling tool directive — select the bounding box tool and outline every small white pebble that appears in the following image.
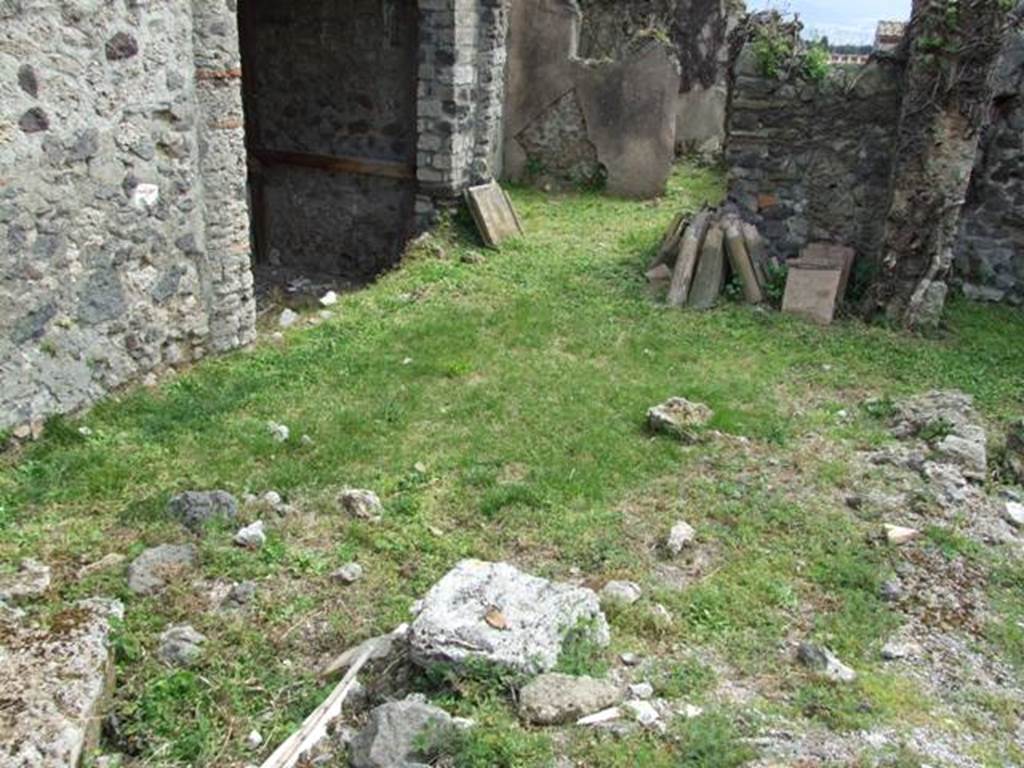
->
[245,730,263,750]
[279,308,298,328]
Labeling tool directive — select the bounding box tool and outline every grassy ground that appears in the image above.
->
[2,163,1023,767]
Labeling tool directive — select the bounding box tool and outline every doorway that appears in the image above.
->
[237,0,419,290]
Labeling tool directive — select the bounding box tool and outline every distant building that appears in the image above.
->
[875,20,907,52]
[829,52,870,66]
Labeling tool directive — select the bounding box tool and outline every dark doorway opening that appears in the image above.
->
[237,0,419,296]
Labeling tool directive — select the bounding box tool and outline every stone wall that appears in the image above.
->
[0,0,254,431]
[1,0,509,432]
[726,29,1024,307]
[725,48,904,264]
[577,0,741,156]
[955,33,1024,306]
[503,0,680,198]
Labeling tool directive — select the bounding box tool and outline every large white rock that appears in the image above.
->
[1,598,123,767]
[408,560,609,674]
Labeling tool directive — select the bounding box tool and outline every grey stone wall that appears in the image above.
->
[955,33,1024,306]
[725,47,904,264]
[726,31,1024,306]
[0,0,252,431]
[1,0,509,431]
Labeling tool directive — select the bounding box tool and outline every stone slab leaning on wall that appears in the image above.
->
[504,0,680,198]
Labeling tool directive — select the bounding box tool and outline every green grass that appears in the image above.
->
[3,162,1024,765]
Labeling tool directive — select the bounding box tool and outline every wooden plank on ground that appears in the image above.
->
[688,224,726,310]
[724,223,764,304]
[782,265,844,325]
[260,625,407,768]
[667,211,711,307]
[651,211,688,270]
[465,181,524,249]
[741,222,769,290]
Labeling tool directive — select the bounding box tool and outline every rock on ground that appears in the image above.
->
[600,580,642,606]
[519,673,622,725]
[0,558,51,602]
[339,489,383,521]
[331,562,364,584]
[0,598,123,767]
[666,521,696,555]
[167,490,238,532]
[127,544,198,596]
[797,643,857,683]
[158,625,206,667]
[647,397,713,443]
[222,581,257,609]
[408,560,609,674]
[233,520,266,549]
[348,697,453,768]
[890,391,988,479]
[1004,501,1024,529]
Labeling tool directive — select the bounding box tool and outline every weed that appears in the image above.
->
[649,656,718,700]
[556,618,611,678]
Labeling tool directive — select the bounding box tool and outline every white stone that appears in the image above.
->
[267,421,290,443]
[339,489,383,521]
[628,682,654,700]
[0,558,51,602]
[884,524,921,546]
[0,599,123,767]
[408,560,609,674]
[320,291,339,307]
[576,706,623,726]
[666,521,696,555]
[332,562,364,584]
[279,308,299,328]
[677,703,704,719]
[130,183,160,211]
[600,580,643,606]
[1004,501,1024,529]
[234,521,266,549]
[623,699,661,727]
[647,397,714,443]
[245,730,263,750]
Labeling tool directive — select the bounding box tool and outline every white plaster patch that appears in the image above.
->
[131,183,160,211]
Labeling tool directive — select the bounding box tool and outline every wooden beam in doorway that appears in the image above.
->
[250,148,416,181]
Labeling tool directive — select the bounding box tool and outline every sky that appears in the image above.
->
[751,0,913,45]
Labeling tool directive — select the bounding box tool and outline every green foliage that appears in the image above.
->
[648,656,718,700]
[556,618,611,677]
[802,43,831,83]
[761,259,789,308]
[432,706,554,768]
[752,24,795,78]
[673,713,756,767]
